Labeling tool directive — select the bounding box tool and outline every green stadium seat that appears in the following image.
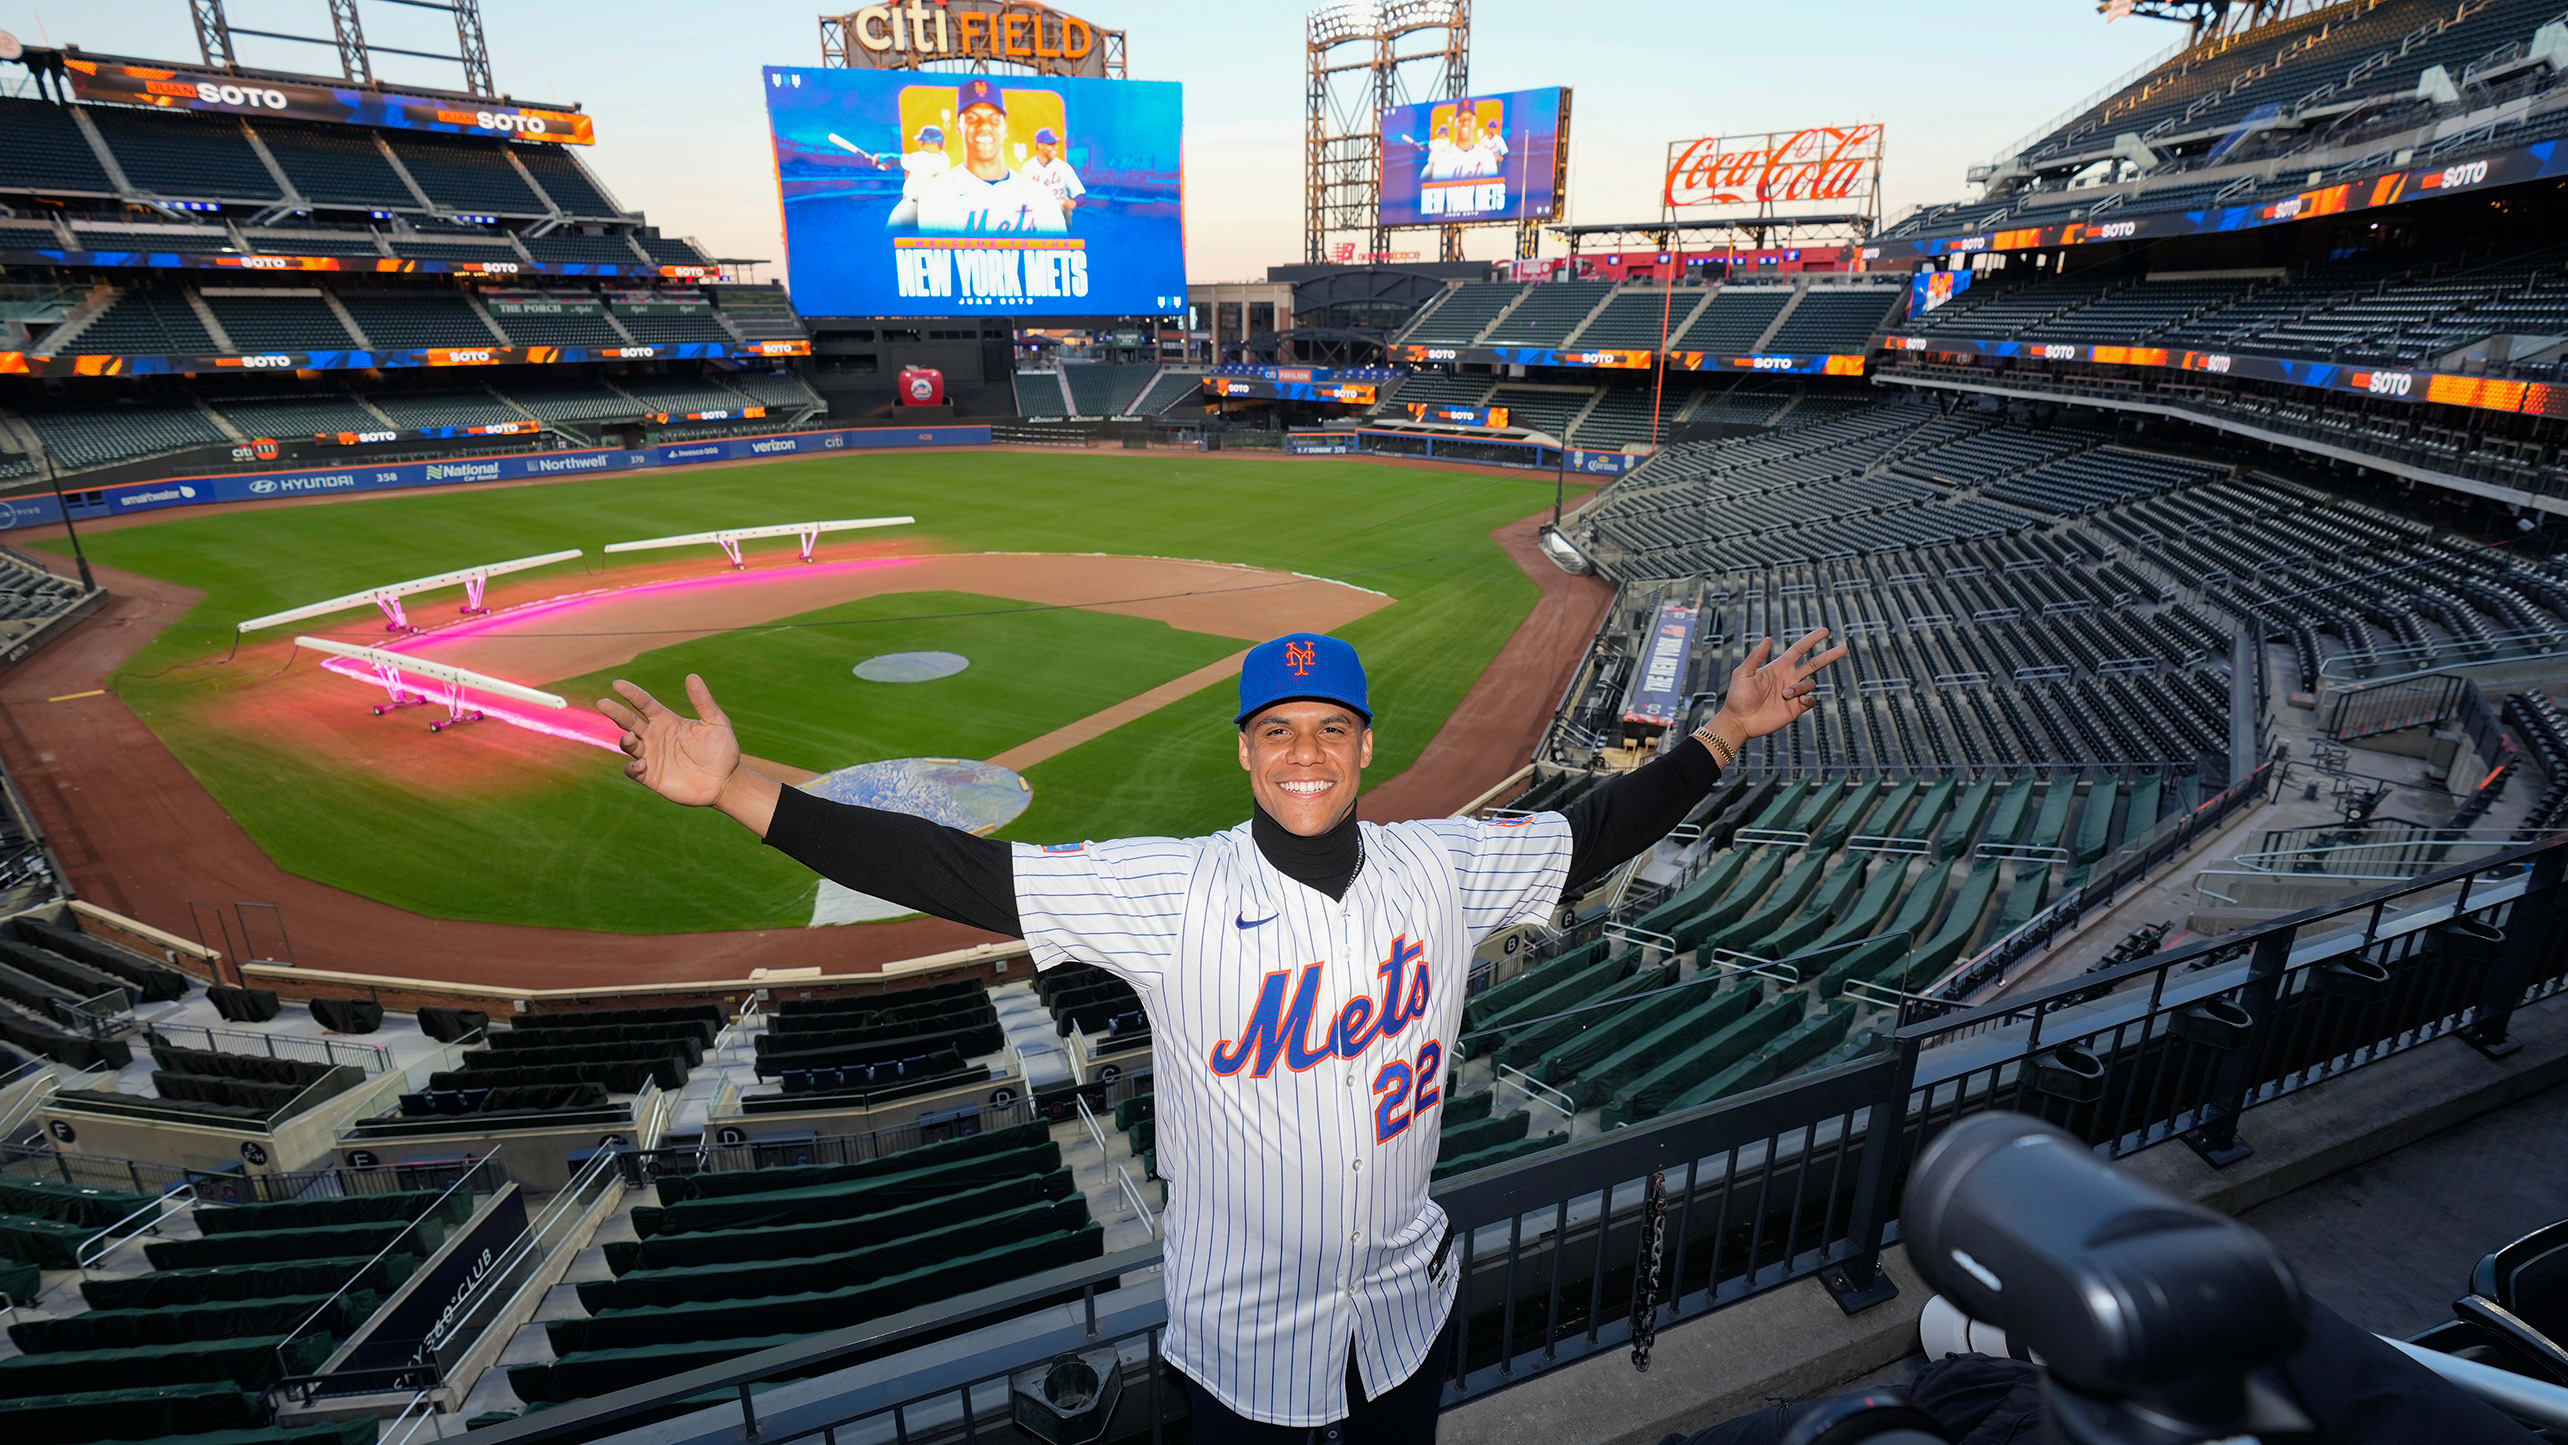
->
[1601,993,1807,1128]
[2026,779,2078,851]
[604,1171,1074,1275]
[82,1253,417,1310]
[9,1289,376,1354]
[575,1198,1090,1313]
[630,1141,1062,1237]
[2129,774,2164,838]
[1655,1004,1860,1116]
[1462,938,1611,1033]
[0,1382,266,1443]
[1745,855,1872,966]
[1813,779,1885,848]
[1432,1132,1566,1181]
[1899,778,1960,841]
[0,1331,332,1394]
[143,1218,435,1271]
[1778,778,1849,835]
[1934,777,1998,859]
[1441,1091,1493,1126]
[1667,851,1790,951]
[1982,777,2038,846]
[1466,949,1636,1047]
[2075,781,2121,863]
[1438,1110,1531,1157]
[1872,861,2006,995]
[525,1226,1105,1377]
[1493,963,1676,1069]
[1697,850,1839,959]
[1816,858,1958,997]
[1556,982,1762,1108]
[649,1122,1049,1204]
[1629,850,1750,937]
[1850,778,1921,841]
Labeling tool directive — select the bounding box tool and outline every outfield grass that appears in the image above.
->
[47,450,1557,931]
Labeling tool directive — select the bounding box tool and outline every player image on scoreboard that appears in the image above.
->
[1418,97,1509,216]
[763,67,1183,319]
[1379,86,1566,229]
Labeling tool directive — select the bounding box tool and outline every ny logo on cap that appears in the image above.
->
[1284,640,1316,676]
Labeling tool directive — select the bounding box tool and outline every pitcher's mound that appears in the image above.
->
[854,650,970,683]
[802,757,1031,926]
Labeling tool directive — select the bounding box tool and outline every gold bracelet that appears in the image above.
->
[1694,724,1736,769]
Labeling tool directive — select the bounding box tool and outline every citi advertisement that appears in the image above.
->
[764,67,1185,318]
[1380,87,1567,226]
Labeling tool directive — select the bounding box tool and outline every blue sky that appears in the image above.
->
[17,1,2179,280]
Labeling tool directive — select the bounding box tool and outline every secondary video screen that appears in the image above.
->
[1378,87,1566,226]
[764,67,1186,317]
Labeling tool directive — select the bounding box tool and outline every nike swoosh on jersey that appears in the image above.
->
[1235,912,1277,929]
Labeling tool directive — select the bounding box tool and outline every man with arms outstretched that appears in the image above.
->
[601,626,1843,1442]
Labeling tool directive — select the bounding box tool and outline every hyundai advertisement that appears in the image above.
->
[764,67,1186,318]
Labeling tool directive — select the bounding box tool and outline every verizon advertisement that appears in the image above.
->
[1664,125,1882,212]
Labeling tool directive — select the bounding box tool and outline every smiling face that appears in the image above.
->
[1238,700,1373,837]
[961,103,1007,172]
[1034,138,1059,163]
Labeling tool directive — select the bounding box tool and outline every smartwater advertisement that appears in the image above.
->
[763,66,1186,318]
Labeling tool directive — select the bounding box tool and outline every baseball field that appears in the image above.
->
[36,449,1572,936]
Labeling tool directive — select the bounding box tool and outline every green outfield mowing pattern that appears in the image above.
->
[49,452,1556,932]
[543,591,1241,774]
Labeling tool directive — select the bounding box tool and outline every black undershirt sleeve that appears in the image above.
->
[1560,737,1726,887]
[762,782,1022,937]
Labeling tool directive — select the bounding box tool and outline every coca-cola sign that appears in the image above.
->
[1663,125,1883,210]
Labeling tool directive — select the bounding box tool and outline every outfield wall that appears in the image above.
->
[0,424,994,532]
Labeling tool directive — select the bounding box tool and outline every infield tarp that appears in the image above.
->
[0,425,993,531]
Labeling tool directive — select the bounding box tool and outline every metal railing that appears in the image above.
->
[1074,1091,1112,1161]
[74,1179,194,1270]
[146,1021,395,1075]
[1112,1163,1158,1236]
[1916,762,2274,1002]
[459,833,2568,1445]
[271,1149,507,1386]
[2315,625,2568,685]
[615,1095,1044,1188]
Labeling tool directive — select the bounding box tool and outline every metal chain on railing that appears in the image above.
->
[1628,1168,1669,1372]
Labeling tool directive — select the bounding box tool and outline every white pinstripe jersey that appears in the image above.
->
[1012,812,1573,1427]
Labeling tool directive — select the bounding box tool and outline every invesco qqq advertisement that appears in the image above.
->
[764,67,1186,317]
[1379,87,1565,226]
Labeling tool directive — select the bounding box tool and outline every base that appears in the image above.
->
[1818,1261,1899,1315]
[2181,1126,2254,1169]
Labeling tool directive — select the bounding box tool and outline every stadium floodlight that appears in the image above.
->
[292,635,568,733]
[236,550,585,634]
[601,516,916,569]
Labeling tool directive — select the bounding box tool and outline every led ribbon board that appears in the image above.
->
[237,550,585,633]
[603,516,916,568]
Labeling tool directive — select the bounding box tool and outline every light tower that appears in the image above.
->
[1305,0,1469,264]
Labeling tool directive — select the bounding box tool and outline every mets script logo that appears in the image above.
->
[1284,640,1317,676]
[1210,935,1431,1078]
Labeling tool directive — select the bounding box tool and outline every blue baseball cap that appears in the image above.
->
[1237,634,1370,727]
[1034,126,1060,144]
[958,78,1005,115]
[916,124,943,143]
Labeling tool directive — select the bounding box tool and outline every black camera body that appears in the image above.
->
[1900,1113,2315,1445]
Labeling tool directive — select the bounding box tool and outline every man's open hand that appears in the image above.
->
[595,674,740,807]
[1718,627,1850,741]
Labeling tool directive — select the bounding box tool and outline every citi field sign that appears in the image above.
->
[824,1,1122,79]
[1664,125,1883,210]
